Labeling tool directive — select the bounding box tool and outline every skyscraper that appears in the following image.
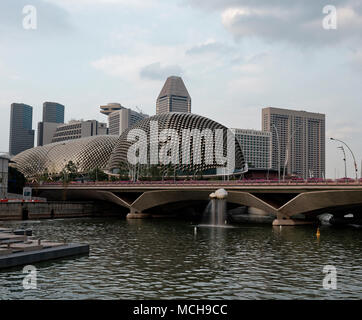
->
[9,103,35,156]
[108,108,149,136]
[262,107,325,179]
[43,102,65,123]
[37,102,65,146]
[231,128,272,170]
[156,76,191,114]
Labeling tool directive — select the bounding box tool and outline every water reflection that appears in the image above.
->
[0,218,361,299]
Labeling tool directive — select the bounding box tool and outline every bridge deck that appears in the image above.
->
[34,181,362,193]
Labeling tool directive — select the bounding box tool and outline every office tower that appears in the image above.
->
[100,103,123,116]
[9,103,35,156]
[156,76,191,114]
[43,102,65,123]
[37,102,65,146]
[52,120,108,143]
[108,108,149,136]
[262,107,325,179]
[37,122,61,146]
[231,129,272,169]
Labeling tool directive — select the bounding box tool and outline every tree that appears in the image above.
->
[88,167,108,181]
[65,160,78,181]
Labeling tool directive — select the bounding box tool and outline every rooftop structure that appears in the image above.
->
[156,76,191,114]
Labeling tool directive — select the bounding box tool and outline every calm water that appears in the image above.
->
[0,217,361,299]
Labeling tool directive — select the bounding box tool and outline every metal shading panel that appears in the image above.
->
[11,135,119,179]
[107,112,246,175]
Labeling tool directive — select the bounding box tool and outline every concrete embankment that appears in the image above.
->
[0,201,122,220]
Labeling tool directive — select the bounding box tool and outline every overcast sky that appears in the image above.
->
[0,0,361,178]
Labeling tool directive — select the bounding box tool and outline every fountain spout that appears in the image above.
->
[207,189,228,225]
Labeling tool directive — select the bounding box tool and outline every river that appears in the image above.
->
[0,217,361,299]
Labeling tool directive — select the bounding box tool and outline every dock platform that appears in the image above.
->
[0,227,89,270]
[0,243,89,269]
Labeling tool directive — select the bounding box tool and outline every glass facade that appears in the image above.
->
[43,102,65,124]
[9,103,35,156]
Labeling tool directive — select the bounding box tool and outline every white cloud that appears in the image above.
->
[188,0,362,46]
[327,126,362,140]
[349,49,362,71]
[91,44,187,80]
[140,62,183,80]
[44,0,158,12]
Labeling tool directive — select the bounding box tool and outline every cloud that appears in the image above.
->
[90,44,186,81]
[185,0,362,46]
[0,0,72,36]
[92,55,183,81]
[43,0,158,12]
[140,62,183,80]
[349,49,362,72]
[327,125,362,140]
[91,55,142,79]
[186,39,234,55]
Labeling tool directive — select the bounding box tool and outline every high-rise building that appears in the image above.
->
[156,76,191,114]
[100,103,123,116]
[37,122,61,146]
[51,120,108,143]
[108,108,149,136]
[262,107,325,179]
[9,103,35,156]
[231,129,272,170]
[37,102,65,146]
[43,102,65,123]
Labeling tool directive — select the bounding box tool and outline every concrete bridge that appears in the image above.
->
[33,181,362,225]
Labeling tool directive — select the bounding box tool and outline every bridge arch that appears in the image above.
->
[278,190,362,217]
[130,190,278,215]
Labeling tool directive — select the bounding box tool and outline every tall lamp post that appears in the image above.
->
[337,146,347,179]
[330,138,358,180]
[283,128,298,181]
[272,124,281,182]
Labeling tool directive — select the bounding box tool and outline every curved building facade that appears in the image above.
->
[11,135,118,179]
[107,112,246,175]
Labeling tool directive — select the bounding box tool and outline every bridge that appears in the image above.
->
[33,180,362,225]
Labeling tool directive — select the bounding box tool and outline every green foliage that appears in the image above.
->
[88,167,108,181]
[118,161,131,180]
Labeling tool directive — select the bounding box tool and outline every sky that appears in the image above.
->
[0,0,361,178]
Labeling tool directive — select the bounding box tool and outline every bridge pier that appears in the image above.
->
[272,219,316,226]
[126,208,152,219]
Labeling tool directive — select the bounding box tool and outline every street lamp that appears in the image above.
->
[337,146,347,179]
[330,138,358,180]
[283,128,298,181]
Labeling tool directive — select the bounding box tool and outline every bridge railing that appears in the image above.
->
[29,177,362,187]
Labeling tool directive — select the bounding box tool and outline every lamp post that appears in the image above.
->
[283,128,298,181]
[272,124,281,182]
[330,138,358,180]
[337,146,347,179]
